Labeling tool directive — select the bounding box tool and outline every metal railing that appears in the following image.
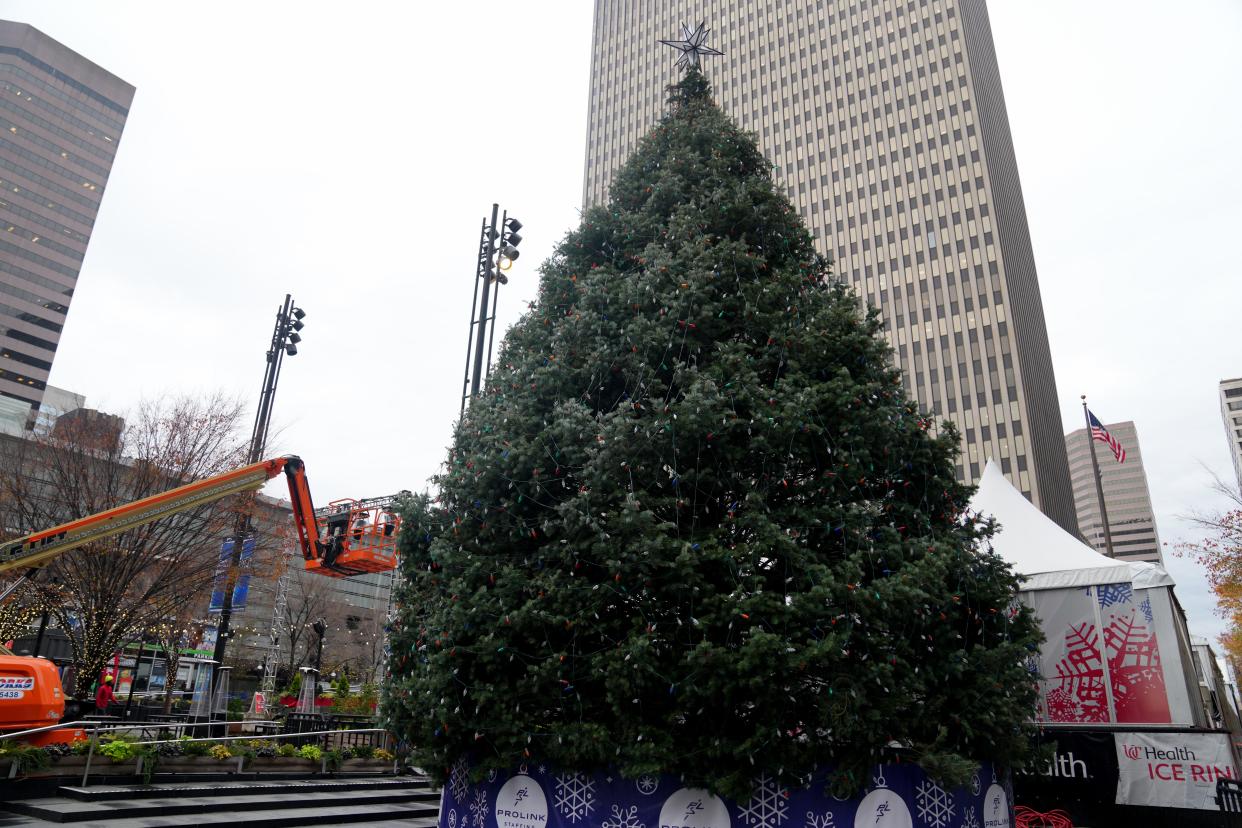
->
[1,719,395,787]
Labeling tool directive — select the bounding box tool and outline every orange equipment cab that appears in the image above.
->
[0,655,84,746]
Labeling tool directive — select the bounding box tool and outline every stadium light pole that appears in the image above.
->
[211,295,307,673]
[461,205,523,411]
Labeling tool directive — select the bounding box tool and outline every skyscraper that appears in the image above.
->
[0,21,133,429]
[1220,377,1242,490]
[1064,420,1162,563]
[583,0,1078,533]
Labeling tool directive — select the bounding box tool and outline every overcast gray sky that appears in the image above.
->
[6,1,1240,644]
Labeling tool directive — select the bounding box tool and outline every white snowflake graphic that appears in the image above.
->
[450,757,470,802]
[636,774,659,796]
[469,788,489,828]
[539,765,548,775]
[970,770,981,797]
[961,806,979,828]
[915,779,955,828]
[602,804,645,828]
[554,772,597,823]
[448,810,458,828]
[737,774,789,828]
[804,810,834,828]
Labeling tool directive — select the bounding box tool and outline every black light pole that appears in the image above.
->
[212,295,307,671]
[31,609,49,657]
[461,205,523,411]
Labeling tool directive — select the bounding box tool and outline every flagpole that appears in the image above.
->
[1081,395,1115,558]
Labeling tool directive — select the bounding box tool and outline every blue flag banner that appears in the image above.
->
[207,539,233,613]
[208,536,257,613]
[439,759,1011,828]
[232,535,255,612]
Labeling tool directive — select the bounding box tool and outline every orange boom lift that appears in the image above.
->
[0,455,399,744]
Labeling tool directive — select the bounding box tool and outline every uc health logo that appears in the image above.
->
[1122,744,1141,761]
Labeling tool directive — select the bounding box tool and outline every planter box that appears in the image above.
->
[20,756,139,779]
[94,759,143,775]
[247,757,318,773]
[339,758,394,773]
[7,754,340,781]
[152,756,237,774]
[26,756,88,778]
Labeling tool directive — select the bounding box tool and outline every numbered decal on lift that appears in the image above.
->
[0,677,35,699]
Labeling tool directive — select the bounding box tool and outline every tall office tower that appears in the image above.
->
[1064,420,1162,563]
[0,21,133,430]
[1221,377,1242,490]
[584,0,1078,533]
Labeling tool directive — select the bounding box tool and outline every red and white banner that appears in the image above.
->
[1114,731,1236,809]
[1029,582,1173,724]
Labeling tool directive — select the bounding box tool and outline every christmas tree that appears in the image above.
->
[384,67,1041,796]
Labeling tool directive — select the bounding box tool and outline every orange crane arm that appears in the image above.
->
[0,455,320,575]
[280,455,325,564]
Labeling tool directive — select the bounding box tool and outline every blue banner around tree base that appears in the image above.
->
[439,759,1012,828]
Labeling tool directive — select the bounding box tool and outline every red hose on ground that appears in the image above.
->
[1014,806,1074,827]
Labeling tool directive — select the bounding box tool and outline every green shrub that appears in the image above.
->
[0,744,52,773]
[350,743,375,759]
[181,738,210,757]
[295,744,322,762]
[98,740,136,763]
[276,742,296,758]
[208,744,232,760]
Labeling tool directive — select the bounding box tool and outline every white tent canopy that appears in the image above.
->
[968,460,1171,591]
[970,461,1197,726]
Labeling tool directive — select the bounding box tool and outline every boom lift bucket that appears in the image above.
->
[305,498,401,578]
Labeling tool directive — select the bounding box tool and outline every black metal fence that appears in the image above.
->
[282,713,384,750]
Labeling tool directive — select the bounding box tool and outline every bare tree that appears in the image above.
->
[148,602,213,714]
[323,609,386,685]
[0,393,249,697]
[281,573,331,679]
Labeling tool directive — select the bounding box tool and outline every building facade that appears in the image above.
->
[0,21,133,424]
[583,0,1078,533]
[1064,420,1161,563]
[1220,377,1242,490]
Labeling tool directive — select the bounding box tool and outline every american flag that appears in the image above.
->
[1088,410,1126,463]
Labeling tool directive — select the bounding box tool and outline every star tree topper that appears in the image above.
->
[659,22,724,70]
